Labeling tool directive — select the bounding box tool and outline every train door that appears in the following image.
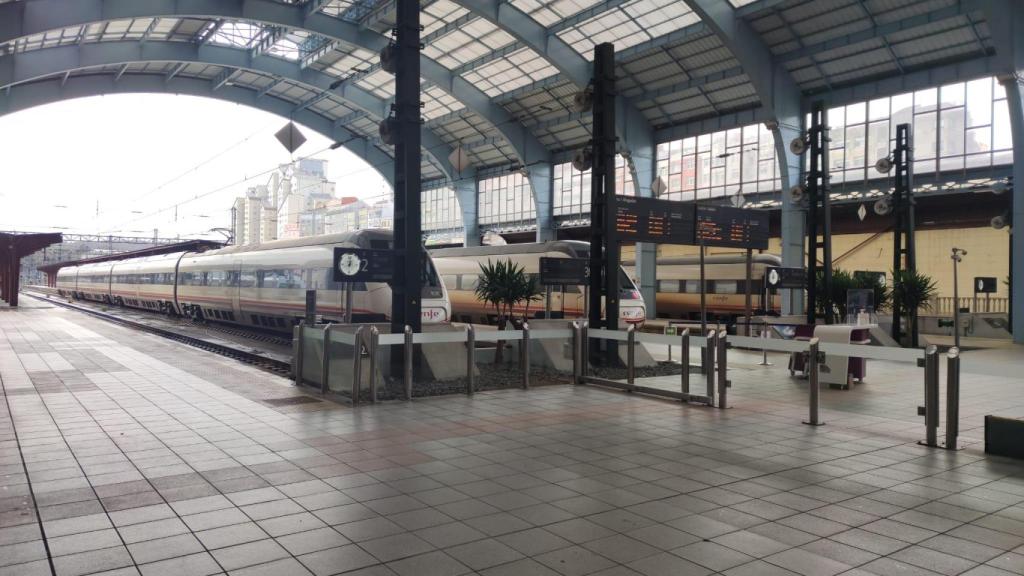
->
[231,259,243,321]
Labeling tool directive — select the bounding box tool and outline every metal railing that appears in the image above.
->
[294,322,574,402]
[295,320,963,447]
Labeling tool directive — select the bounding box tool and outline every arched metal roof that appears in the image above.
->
[0,0,1008,190]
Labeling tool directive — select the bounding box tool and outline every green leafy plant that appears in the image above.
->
[891,269,938,347]
[475,259,542,363]
[814,268,854,324]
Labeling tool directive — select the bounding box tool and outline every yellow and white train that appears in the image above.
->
[623,253,782,319]
[430,241,647,325]
[56,230,451,332]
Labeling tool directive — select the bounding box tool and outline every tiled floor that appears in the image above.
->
[1,302,1023,576]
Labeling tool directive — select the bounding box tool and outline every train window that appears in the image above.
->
[460,275,480,291]
[239,269,257,288]
[208,270,227,287]
[658,280,681,293]
[684,280,700,294]
[715,281,738,294]
[442,275,458,291]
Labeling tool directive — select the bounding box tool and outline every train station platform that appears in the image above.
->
[2,301,1024,576]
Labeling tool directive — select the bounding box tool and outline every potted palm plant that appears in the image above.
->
[891,269,938,347]
[475,259,541,363]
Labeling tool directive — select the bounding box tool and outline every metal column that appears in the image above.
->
[588,42,619,365]
[891,123,917,345]
[1000,75,1024,343]
[390,0,423,360]
[806,101,832,325]
[921,345,940,446]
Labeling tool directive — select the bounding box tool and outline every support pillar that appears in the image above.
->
[454,177,479,246]
[629,142,658,319]
[1004,75,1024,343]
[528,162,555,242]
[775,120,806,316]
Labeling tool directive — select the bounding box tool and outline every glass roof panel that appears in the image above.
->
[728,0,760,7]
[423,18,516,69]
[422,86,466,120]
[356,69,395,98]
[318,1,360,18]
[461,47,559,97]
[421,1,471,37]
[557,0,700,59]
[510,0,605,27]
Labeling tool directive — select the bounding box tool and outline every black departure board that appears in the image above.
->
[539,257,588,285]
[614,196,696,245]
[695,205,769,249]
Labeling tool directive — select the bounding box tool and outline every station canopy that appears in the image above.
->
[0,0,1000,187]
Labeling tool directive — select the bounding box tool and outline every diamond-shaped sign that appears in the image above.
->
[857,203,867,221]
[275,122,307,154]
[448,145,471,173]
[651,175,667,196]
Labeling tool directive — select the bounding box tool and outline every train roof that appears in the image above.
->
[430,240,589,259]
[186,229,395,257]
[621,253,782,266]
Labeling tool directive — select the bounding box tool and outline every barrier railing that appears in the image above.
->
[295,320,962,443]
[295,322,574,402]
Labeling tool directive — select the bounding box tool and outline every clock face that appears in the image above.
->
[338,252,361,276]
[768,269,779,286]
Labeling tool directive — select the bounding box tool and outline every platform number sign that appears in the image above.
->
[765,267,806,290]
[332,248,395,283]
[975,277,997,294]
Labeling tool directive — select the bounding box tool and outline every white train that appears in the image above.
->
[430,241,647,325]
[622,253,782,319]
[56,230,451,331]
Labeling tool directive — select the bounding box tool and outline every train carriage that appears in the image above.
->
[431,241,646,325]
[622,253,782,320]
[55,230,450,334]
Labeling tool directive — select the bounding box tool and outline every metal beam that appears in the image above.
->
[250,25,285,59]
[0,0,549,173]
[0,40,461,181]
[210,67,237,91]
[681,0,805,313]
[776,1,984,63]
[0,74,398,188]
[449,0,655,194]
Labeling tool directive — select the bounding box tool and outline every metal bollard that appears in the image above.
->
[716,329,728,409]
[581,321,589,377]
[466,324,475,396]
[351,326,364,405]
[921,345,940,446]
[572,321,581,385]
[680,329,690,397]
[404,325,413,401]
[627,324,636,390]
[321,323,333,394]
[945,347,961,450]
[705,332,716,403]
[294,322,304,386]
[522,323,530,389]
[368,326,379,404]
[803,338,824,425]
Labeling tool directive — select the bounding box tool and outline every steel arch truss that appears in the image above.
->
[0,0,551,173]
[0,39,467,183]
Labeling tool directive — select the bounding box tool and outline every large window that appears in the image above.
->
[655,123,780,202]
[553,155,635,218]
[421,185,462,231]
[821,77,1011,188]
[478,172,536,226]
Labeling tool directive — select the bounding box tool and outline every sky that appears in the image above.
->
[0,94,391,240]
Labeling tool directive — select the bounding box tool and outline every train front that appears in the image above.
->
[618,267,646,326]
[420,253,451,324]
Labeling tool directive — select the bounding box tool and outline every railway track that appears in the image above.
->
[23,291,293,376]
